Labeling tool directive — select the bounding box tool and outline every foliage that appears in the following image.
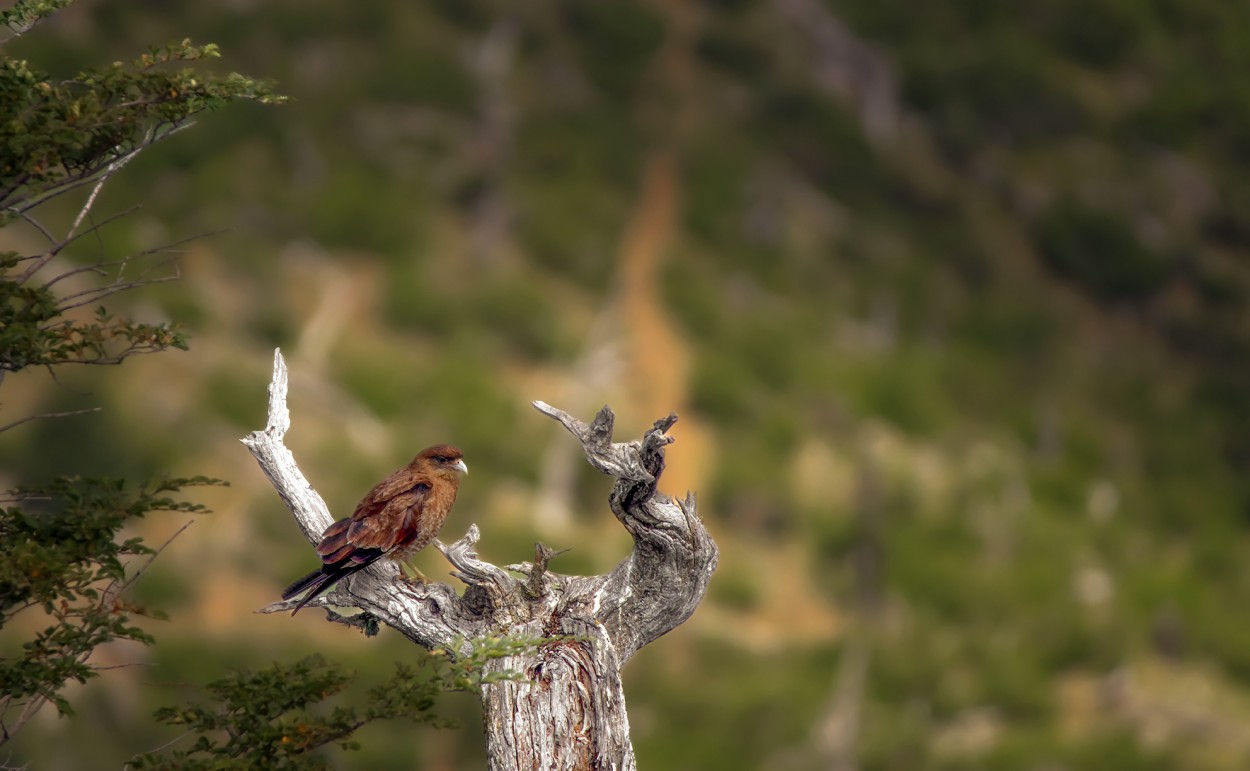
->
[0,0,277,752]
[0,26,282,375]
[126,655,443,770]
[433,633,575,691]
[0,291,188,373]
[0,476,223,743]
[128,635,565,769]
[0,0,74,38]
[0,37,282,212]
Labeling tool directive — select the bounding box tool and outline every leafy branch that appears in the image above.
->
[132,656,449,771]
[0,0,280,758]
[0,476,225,746]
[0,33,284,387]
[0,38,283,214]
[127,634,568,770]
[0,0,74,39]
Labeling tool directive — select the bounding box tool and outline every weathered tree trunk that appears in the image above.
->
[246,350,718,770]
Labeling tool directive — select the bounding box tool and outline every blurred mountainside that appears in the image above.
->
[3,0,1250,769]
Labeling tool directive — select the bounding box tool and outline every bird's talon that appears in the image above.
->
[399,563,430,584]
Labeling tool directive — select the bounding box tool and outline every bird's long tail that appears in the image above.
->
[281,565,363,615]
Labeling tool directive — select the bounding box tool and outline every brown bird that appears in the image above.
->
[281,444,468,615]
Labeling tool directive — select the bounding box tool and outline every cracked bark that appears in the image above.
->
[246,350,718,770]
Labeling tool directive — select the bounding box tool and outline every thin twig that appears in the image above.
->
[0,408,101,434]
[66,153,122,241]
[54,272,180,313]
[130,727,199,761]
[45,231,203,300]
[14,144,141,285]
[0,600,40,626]
[90,661,151,672]
[13,210,55,245]
[47,228,221,291]
[121,519,196,591]
[38,205,145,277]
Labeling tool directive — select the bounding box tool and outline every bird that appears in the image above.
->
[281,444,468,615]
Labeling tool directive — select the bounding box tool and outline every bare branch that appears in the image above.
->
[254,597,312,615]
[531,401,655,482]
[36,205,146,277]
[523,542,570,599]
[120,519,196,592]
[45,229,206,305]
[66,154,118,241]
[13,209,56,245]
[89,661,151,673]
[15,139,148,285]
[54,271,180,313]
[245,350,716,771]
[4,692,51,748]
[240,349,329,544]
[532,401,718,664]
[434,524,515,596]
[0,407,101,434]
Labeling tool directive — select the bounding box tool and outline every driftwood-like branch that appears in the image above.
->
[244,349,501,653]
[531,401,718,663]
[244,349,718,771]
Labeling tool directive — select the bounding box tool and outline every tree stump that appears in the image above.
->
[245,350,718,770]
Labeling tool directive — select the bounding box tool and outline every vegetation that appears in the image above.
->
[129,636,544,769]
[0,475,216,744]
[0,0,262,751]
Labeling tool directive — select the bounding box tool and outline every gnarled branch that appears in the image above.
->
[243,349,717,770]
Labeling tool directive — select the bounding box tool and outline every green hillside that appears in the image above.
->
[3,0,1249,768]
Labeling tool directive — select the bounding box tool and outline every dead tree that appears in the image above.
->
[246,350,718,771]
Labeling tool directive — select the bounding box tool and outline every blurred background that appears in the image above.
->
[3,0,1250,768]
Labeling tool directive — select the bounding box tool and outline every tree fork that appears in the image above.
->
[246,350,718,770]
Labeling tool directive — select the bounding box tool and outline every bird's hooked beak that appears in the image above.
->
[452,459,469,475]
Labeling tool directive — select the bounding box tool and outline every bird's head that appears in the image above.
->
[416,444,468,477]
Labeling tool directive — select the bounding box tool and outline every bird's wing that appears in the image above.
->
[312,517,369,560]
[366,464,434,504]
[342,476,432,552]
